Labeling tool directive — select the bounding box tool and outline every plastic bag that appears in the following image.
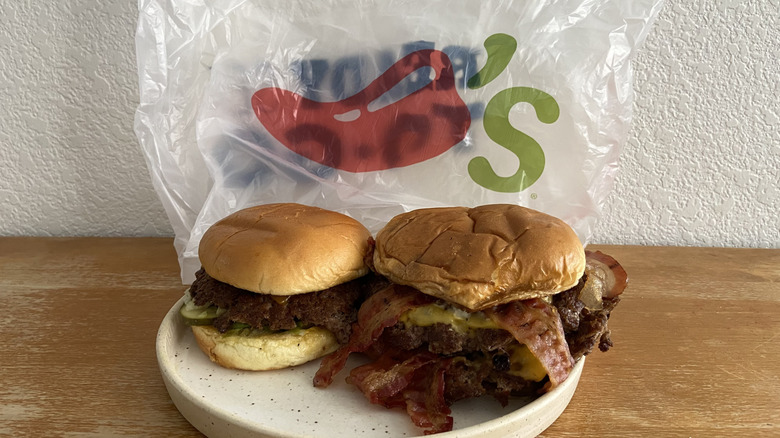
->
[135,0,663,283]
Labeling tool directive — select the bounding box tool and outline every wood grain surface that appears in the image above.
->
[1,238,778,437]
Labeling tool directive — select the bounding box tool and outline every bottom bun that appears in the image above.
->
[192,325,339,371]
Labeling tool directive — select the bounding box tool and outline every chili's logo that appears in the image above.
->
[252,33,558,193]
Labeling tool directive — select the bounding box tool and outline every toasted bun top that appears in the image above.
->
[373,204,585,310]
[199,203,371,295]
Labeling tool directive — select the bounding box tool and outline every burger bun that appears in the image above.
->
[198,203,372,296]
[191,325,339,371]
[373,204,585,310]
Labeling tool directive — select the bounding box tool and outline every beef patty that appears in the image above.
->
[374,276,619,403]
[553,277,621,360]
[189,268,388,344]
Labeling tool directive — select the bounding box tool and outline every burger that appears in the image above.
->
[180,203,381,370]
[314,204,627,434]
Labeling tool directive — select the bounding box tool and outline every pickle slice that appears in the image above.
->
[179,292,226,326]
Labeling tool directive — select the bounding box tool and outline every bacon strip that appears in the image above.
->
[315,278,583,433]
[347,351,454,435]
[347,351,435,404]
[401,357,454,435]
[313,284,435,388]
[484,298,575,387]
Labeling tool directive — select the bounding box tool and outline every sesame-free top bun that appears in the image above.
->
[198,203,372,295]
[373,204,586,310]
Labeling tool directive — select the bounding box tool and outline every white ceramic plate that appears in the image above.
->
[157,296,584,438]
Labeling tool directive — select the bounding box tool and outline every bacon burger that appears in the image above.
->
[181,203,379,371]
[314,204,627,434]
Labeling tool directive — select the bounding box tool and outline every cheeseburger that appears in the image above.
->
[314,204,627,434]
[180,203,380,371]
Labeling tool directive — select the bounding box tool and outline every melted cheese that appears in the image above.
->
[271,295,290,305]
[400,303,500,332]
[401,303,547,382]
[508,344,547,381]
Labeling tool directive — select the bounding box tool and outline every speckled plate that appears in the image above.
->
[157,296,584,438]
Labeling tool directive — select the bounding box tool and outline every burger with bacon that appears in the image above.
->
[179,203,380,371]
[314,204,627,434]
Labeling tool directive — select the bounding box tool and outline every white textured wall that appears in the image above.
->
[598,1,780,247]
[0,1,778,247]
[0,1,170,236]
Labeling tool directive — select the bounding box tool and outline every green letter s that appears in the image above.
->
[468,87,559,193]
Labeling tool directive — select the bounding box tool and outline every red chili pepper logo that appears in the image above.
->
[252,49,471,172]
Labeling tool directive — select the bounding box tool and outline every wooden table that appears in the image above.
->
[1,237,778,437]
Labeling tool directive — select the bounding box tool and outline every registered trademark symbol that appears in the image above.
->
[531,193,538,200]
